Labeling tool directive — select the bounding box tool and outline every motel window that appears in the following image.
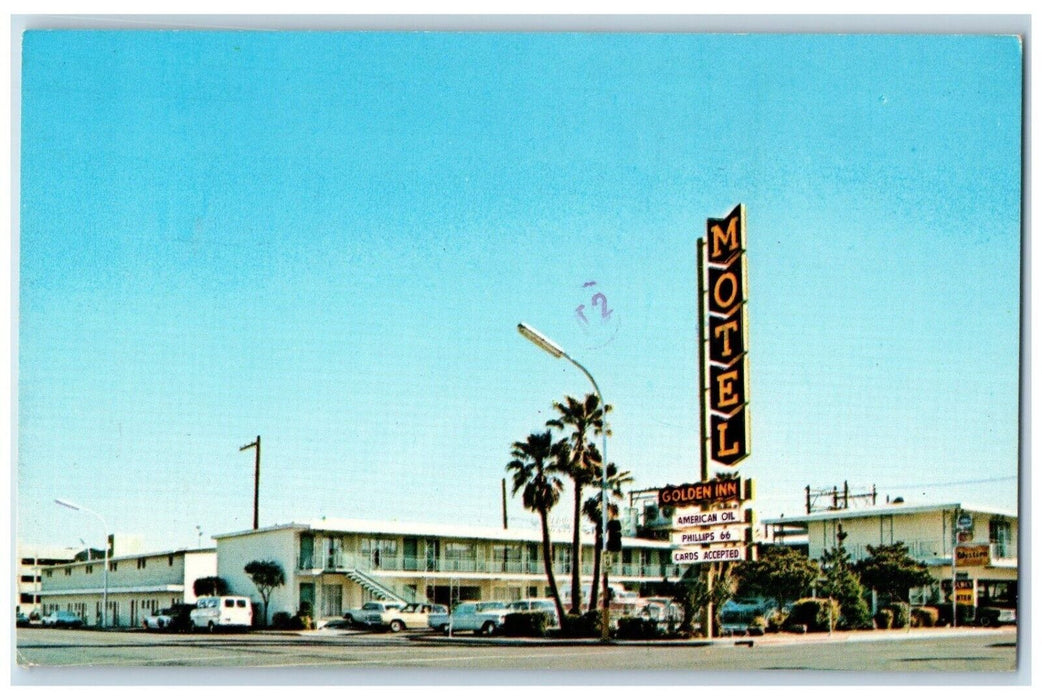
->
[137,558,147,569]
[169,555,174,566]
[110,561,117,571]
[85,565,93,574]
[65,567,71,576]
[361,538,398,569]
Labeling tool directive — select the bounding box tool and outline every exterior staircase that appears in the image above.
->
[346,569,409,604]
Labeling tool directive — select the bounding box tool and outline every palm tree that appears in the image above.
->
[581,459,633,612]
[506,430,567,623]
[547,393,611,615]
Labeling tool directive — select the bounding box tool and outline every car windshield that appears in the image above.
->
[477,602,506,611]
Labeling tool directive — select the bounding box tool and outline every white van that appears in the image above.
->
[190,596,253,632]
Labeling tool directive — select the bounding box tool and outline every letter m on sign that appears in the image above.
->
[707,204,745,266]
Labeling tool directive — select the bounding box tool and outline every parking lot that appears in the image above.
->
[14,625,1018,679]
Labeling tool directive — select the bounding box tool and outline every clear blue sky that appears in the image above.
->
[17,31,1022,552]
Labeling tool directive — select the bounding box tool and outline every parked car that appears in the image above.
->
[366,602,447,632]
[189,596,253,632]
[719,597,770,635]
[41,610,84,628]
[16,612,31,628]
[142,603,196,632]
[507,599,560,628]
[342,600,405,628]
[429,601,512,635]
[641,597,683,627]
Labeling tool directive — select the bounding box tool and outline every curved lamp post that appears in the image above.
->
[55,499,109,627]
[517,322,611,643]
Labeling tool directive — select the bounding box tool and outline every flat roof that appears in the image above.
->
[763,502,1017,525]
[214,517,671,548]
[38,547,216,570]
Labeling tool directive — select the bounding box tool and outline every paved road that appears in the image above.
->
[14,626,1019,680]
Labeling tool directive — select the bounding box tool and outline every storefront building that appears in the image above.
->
[763,502,1017,610]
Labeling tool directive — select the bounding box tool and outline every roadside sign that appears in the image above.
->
[659,478,741,508]
[671,507,745,529]
[671,526,746,547]
[955,544,990,568]
[671,545,746,565]
[957,513,973,531]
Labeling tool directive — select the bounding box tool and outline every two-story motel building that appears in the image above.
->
[214,517,683,624]
[37,547,217,627]
[763,502,1017,609]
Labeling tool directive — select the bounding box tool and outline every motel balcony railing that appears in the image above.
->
[297,552,679,579]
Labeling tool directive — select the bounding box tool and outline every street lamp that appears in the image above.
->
[517,322,611,643]
[55,498,109,628]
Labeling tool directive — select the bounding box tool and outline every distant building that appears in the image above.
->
[763,502,1017,609]
[214,518,684,623]
[17,544,79,618]
[37,548,217,627]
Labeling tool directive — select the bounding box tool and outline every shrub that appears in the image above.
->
[874,609,894,630]
[502,611,550,638]
[888,602,911,629]
[787,598,840,632]
[615,617,661,640]
[271,611,292,630]
[911,606,939,628]
[765,609,788,633]
[556,611,602,638]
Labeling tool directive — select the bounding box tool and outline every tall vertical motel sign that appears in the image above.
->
[702,204,750,466]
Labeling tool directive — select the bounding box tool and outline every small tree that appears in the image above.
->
[193,576,229,597]
[734,545,819,610]
[819,543,872,630]
[244,560,285,627]
[855,542,934,605]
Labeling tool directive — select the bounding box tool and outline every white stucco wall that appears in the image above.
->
[215,527,301,623]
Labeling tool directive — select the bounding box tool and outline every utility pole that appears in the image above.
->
[240,436,261,530]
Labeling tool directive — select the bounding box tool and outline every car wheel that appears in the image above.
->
[344,615,354,626]
[437,624,449,635]
[480,621,496,636]
[207,621,216,633]
[389,620,405,633]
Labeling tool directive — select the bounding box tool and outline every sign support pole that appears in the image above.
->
[696,238,710,483]
[951,510,958,628]
[696,238,716,640]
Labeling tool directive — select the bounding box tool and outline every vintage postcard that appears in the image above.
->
[12,16,1024,683]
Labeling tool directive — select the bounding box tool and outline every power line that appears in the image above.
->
[876,475,1016,490]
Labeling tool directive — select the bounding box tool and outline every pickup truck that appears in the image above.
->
[342,600,404,627]
[429,601,512,636]
[365,602,447,632]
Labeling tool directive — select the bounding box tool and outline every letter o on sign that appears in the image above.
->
[713,272,739,310]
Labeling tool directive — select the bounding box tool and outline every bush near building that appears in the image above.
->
[502,611,551,638]
[615,617,662,640]
[874,608,894,629]
[555,611,603,638]
[911,606,940,628]
[888,602,911,629]
[787,598,841,632]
